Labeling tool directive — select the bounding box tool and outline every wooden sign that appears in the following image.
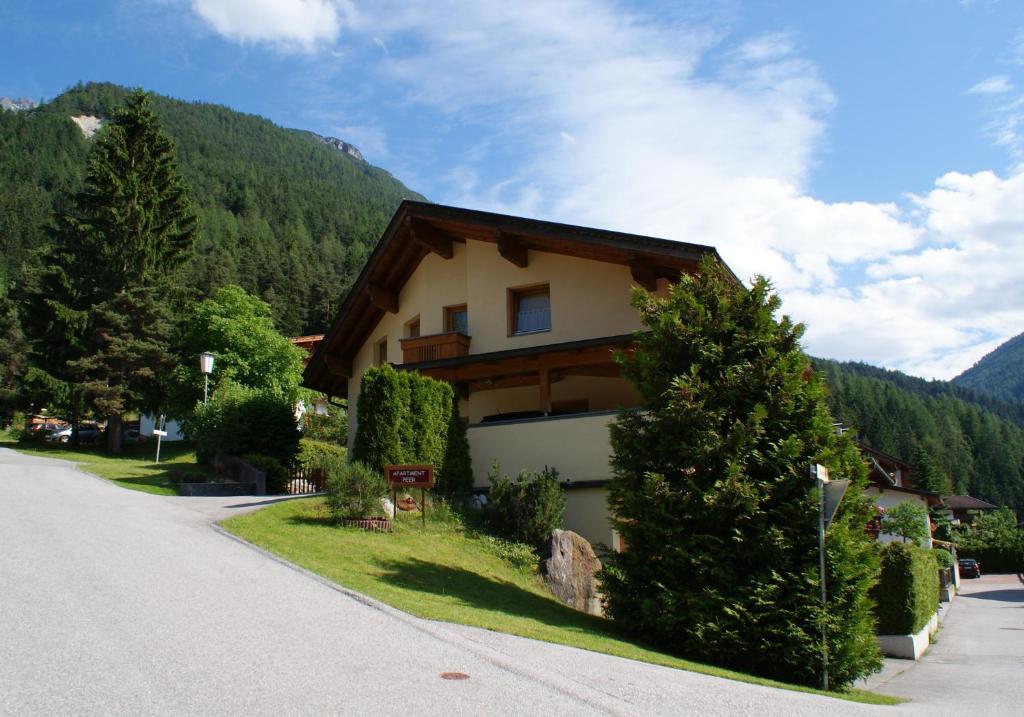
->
[385,464,434,489]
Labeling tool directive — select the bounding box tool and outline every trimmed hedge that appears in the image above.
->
[353,365,468,491]
[874,542,939,635]
[957,546,1024,574]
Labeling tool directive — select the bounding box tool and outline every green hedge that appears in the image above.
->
[186,382,300,467]
[957,546,1024,574]
[352,365,469,492]
[874,542,939,635]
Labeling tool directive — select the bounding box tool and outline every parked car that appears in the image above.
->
[47,424,103,445]
[959,558,981,578]
[30,421,61,439]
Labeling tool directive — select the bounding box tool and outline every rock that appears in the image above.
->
[544,530,603,616]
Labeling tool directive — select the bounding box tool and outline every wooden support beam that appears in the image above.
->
[368,283,398,313]
[323,354,352,378]
[406,217,454,259]
[629,254,658,291]
[496,231,529,268]
[539,367,552,414]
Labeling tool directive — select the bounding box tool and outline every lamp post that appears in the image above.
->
[200,352,215,404]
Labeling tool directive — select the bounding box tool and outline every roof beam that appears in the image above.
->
[496,231,529,268]
[324,354,352,378]
[629,254,658,291]
[368,283,399,313]
[406,217,454,259]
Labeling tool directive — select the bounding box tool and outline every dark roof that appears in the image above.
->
[942,495,998,510]
[304,201,733,396]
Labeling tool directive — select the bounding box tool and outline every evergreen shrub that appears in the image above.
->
[486,462,565,549]
[352,365,458,478]
[187,381,300,467]
[873,542,939,635]
[932,547,955,569]
[601,258,881,689]
[324,461,388,521]
[439,393,473,495]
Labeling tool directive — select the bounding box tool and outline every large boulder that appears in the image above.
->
[544,530,603,616]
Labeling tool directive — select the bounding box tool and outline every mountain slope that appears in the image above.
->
[815,358,1024,514]
[0,82,425,334]
[953,331,1024,405]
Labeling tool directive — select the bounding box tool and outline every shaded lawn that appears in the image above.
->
[223,497,899,706]
[0,435,211,495]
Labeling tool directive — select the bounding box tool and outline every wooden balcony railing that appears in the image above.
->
[400,332,471,364]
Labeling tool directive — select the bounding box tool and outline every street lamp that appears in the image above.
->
[200,352,215,404]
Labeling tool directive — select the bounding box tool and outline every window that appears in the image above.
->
[375,338,388,365]
[405,316,421,339]
[445,304,469,334]
[510,285,551,335]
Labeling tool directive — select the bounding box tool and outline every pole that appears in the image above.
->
[155,415,164,465]
[203,374,209,405]
[818,473,829,691]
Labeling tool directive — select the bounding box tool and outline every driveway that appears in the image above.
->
[0,447,1008,716]
[867,573,1024,716]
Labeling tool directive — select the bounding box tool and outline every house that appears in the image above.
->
[859,443,940,548]
[940,494,997,526]
[303,201,734,549]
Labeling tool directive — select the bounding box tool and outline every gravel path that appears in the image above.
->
[0,447,996,716]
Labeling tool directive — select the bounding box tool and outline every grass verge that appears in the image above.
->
[222,497,900,706]
[0,432,210,495]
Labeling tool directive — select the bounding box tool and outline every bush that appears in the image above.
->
[298,438,346,468]
[6,410,26,441]
[352,365,456,474]
[486,462,565,549]
[933,548,955,569]
[439,393,473,495]
[186,381,300,467]
[241,453,289,494]
[303,400,347,444]
[874,542,939,635]
[324,461,388,521]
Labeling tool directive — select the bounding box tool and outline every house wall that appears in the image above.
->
[467,411,617,486]
[865,486,933,548]
[564,487,616,552]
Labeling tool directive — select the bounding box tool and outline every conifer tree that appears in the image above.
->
[24,89,197,451]
[601,259,881,689]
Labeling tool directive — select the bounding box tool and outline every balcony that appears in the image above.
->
[400,332,471,364]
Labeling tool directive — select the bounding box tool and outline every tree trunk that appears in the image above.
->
[106,413,123,454]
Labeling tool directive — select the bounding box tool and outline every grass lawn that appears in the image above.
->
[0,431,211,495]
[222,497,899,706]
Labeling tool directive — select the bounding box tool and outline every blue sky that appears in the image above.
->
[4,0,1024,379]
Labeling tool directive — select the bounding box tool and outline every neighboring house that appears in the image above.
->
[304,201,734,549]
[941,494,998,526]
[290,334,331,420]
[859,443,940,548]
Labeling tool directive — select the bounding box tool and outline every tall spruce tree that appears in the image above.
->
[24,89,197,451]
[601,259,881,689]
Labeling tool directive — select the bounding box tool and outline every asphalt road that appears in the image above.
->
[0,447,1017,716]
[867,572,1024,716]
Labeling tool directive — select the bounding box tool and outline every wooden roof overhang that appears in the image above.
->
[400,333,636,390]
[304,201,730,397]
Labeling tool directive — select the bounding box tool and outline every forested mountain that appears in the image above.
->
[0,82,424,335]
[953,331,1024,405]
[815,359,1024,515]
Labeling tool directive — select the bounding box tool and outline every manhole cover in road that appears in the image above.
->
[440,672,470,680]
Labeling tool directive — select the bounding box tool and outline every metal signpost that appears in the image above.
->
[153,414,168,464]
[811,462,850,692]
[384,465,435,527]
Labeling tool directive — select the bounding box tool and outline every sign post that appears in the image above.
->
[385,465,435,527]
[810,463,850,692]
[153,415,168,464]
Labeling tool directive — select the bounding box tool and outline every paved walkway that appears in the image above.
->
[866,573,1024,716]
[0,447,1017,715]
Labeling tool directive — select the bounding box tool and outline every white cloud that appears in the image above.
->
[190,0,355,51]
[967,75,1013,95]
[183,1,1024,379]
